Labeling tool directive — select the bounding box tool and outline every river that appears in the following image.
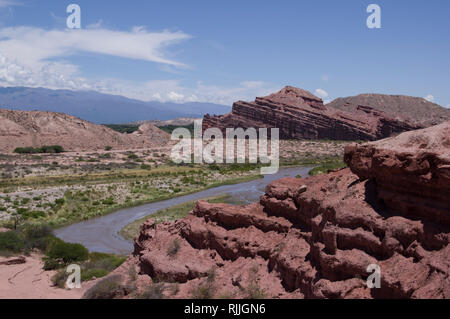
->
[54,166,313,255]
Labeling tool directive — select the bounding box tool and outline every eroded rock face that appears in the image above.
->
[115,123,449,299]
[203,86,421,141]
[345,121,450,227]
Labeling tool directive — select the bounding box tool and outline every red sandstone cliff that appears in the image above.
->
[203,86,421,141]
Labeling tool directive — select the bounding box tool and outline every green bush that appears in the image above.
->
[82,275,125,299]
[55,198,65,205]
[0,231,25,254]
[47,240,89,264]
[136,283,165,299]
[14,145,64,154]
[81,268,109,281]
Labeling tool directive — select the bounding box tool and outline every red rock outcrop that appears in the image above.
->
[110,123,449,299]
[203,86,422,141]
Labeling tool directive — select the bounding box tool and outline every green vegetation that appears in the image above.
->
[0,231,25,255]
[191,268,217,299]
[0,163,261,228]
[0,222,125,288]
[167,238,181,257]
[308,158,347,176]
[135,283,166,299]
[82,275,126,299]
[119,194,232,241]
[14,145,64,154]
[45,240,89,268]
[0,224,53,257]
[158,123,195,135]
[51,252,127,288]
[240,266,267,299]
[104,124,139,134]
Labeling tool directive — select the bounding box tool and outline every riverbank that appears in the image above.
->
[0,164,263,229]
[54,166,314,255]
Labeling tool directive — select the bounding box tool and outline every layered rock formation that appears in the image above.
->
[0,109,169,153]
[115,122,449,299]
[203,86,421,141]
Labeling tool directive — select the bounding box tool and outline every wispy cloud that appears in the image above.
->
[0,0,20,8]
[0,26,191,68]
[315,88,329,99]
[424,94,435,102]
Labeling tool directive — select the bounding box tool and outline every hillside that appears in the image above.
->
[0,87,231,124]
[0,109,169,153]
[327,94,450,127]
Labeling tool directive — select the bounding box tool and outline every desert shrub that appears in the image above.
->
[191,268,216,299]
[244,282,266,299]
[46,240,89,264]
[14,145,64,154]
[40,145,64,154]
[82,275,125,299]
[51,269,69,288]
[23,223,53,250]
[0,231,25,254]
[167,238,181,257]
[105,146,113,151]
[55,198,65,205]
[87,252,126,270]
[102,197,115,205]
[136,283,165,299]
[242,266,266,299]
[81,268,109,281]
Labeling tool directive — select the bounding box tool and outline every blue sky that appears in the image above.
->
[0,0,449,107]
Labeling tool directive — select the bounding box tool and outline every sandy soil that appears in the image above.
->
[0,254,87,299]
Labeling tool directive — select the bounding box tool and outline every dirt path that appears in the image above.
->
[0,254,87,299]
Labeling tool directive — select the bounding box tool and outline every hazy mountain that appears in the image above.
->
[0,87,231,124]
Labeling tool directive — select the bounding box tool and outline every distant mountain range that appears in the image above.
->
[0,87,231,124]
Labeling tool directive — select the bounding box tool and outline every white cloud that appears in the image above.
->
[0,26,190,70]
[424,94,435,102]
[168,91,185,102]
[315,88,329,99]
[0,25,282,105]
[0,0,20,8]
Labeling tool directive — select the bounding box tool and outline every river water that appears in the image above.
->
[54,166,312,255]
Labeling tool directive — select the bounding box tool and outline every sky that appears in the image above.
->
[0,0,449,107]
